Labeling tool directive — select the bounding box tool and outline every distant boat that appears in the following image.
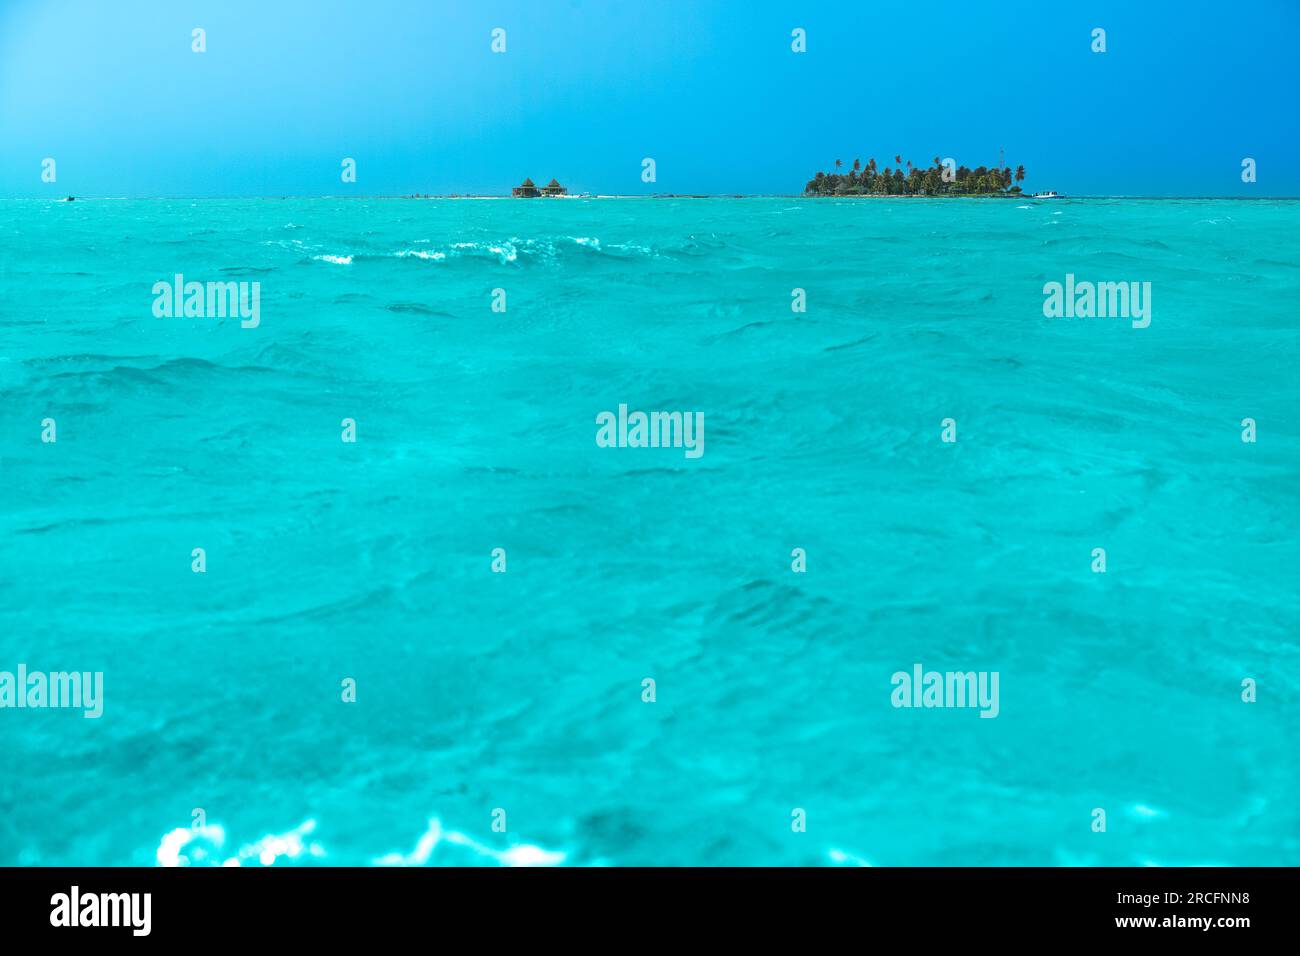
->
[63,196,76,202]
[1030,191,1065,199]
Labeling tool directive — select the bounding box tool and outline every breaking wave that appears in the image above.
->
[155,816,567,867]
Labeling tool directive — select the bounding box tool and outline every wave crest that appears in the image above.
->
[156,819,325,867]
[375,818,567,867]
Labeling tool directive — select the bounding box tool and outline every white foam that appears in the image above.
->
[156,823,226,867]
[155,819,322,867]
[375,818,443,866]
[376,817,566,867]
[827,848,872,867]
[447,241,519,263]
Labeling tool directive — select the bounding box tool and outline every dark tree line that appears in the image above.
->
[805,156,1026,196]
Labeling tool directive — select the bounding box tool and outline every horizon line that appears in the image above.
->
[4,194,1299,201]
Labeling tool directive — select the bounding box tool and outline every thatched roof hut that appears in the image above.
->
[512,177,540,198]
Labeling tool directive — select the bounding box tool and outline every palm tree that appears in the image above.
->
[1015,165,1026,182]
[835,159,843,171]
[894,154,902,165]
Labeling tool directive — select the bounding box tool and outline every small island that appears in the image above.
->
[804,155,1026,197]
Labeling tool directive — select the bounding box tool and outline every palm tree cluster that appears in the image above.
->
[804,156,1026,196]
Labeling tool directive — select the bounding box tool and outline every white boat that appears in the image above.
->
[1031,190,1065,199]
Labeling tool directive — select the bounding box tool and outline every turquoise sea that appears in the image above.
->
[0,197,1296,866]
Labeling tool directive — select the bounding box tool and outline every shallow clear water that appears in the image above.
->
[0,197,1297,866]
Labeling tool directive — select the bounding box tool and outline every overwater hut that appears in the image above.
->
[512,177,540,198]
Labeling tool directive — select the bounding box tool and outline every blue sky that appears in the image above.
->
[1,0,1296,197]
